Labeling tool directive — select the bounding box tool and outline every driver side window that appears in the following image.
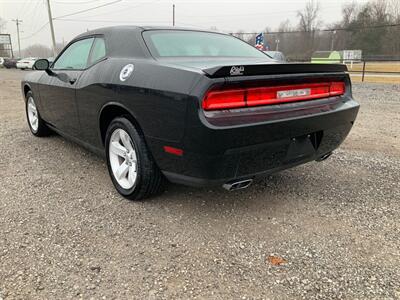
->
[53,38,94,70]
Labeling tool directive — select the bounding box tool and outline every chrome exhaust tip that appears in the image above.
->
[316,151,333,162]
[222,179,253,191]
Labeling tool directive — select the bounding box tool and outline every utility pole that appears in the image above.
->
[11,19,22,58]
[172,4,175,26]
[330,30,336,51]
[46,0,57,57]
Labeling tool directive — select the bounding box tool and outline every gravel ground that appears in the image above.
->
[0,69,399,299]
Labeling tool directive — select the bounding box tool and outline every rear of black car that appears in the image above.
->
[161,64,358,187]
[142,29,359,187]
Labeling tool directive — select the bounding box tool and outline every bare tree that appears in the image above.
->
[22,44,52,58]
[342,2,358,26]
[297,0,322,56]
[297,0,321,32]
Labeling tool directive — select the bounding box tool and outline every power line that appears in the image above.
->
[29,0,45,33]
[54,0,160,20]
[53,0,101,4]
[55,18,170,24]
[53,0,122,19]
[20,22,49,40]
[17,0,30,19]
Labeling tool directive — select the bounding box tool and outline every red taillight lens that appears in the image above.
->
[202,89,246,110]
[202,81,346,111]
[329,81,345,96]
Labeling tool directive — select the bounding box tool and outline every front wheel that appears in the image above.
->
[105,117,165,200]
[25,91,51,136]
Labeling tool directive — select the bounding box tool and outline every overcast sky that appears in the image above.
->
[1,0,371,51]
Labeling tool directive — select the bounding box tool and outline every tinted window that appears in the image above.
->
[143,30,267,58]
[88,37,106,65]
[53,38,94,70]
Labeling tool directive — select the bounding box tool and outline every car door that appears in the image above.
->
[74,37,107,147]
[39,37,95,138]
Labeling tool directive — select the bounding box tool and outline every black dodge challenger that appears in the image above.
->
[22,26,359,200]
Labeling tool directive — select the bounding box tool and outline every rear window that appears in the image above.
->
[143,30,267,58]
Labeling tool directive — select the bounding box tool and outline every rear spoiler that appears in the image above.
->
[202,63,348,78]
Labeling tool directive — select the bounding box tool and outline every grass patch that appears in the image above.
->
[346,62,400,73]
[350,75,400,84]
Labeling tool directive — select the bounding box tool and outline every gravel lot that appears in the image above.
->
[0,68,399,299]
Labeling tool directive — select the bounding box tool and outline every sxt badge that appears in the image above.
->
[119,64,134,81]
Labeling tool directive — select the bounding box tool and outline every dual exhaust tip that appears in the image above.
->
[223,178,253,191]
[315,151,333,162]
[223,151,333,191]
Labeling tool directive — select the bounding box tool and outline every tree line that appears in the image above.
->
[1,0,399,59]
[232,0,400,60]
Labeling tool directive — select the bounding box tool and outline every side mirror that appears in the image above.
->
[33,59,50,70]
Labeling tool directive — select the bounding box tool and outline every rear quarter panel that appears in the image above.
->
[75,58,204,150]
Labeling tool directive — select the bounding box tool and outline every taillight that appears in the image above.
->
[202,81,345,111]
[202,89,246,110]
[329,81,346,96]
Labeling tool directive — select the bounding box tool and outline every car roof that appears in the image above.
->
[75,25,216,39]
[71,25,223,59]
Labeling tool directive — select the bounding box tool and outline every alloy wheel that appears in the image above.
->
[27,96,39,132]
[108,128,138,189]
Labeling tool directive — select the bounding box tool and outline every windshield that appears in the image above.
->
[143,30,268,58]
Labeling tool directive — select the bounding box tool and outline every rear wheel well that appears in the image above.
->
[23,85,31,98]
[99,105,142,146]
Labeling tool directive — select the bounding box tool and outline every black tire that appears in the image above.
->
[105,117,165,200]
[25,91,51,137]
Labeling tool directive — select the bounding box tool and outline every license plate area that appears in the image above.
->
[277,88,311,99]
[285,131,323,162]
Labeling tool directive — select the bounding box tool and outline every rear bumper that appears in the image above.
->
[162,152,329,187]
[151,97,359,187]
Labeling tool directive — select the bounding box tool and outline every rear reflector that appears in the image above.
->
[163,146,183,156]
[202,81,345,111]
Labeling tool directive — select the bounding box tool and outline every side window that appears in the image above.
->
[53,38,94,70]
[88,37,106,65]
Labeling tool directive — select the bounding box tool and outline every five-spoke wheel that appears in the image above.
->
[105,117,164,200]
[27,96,39,132]
[108,128,138,189]
[25,91,50,136]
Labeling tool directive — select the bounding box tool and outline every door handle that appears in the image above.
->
[69,78,77,85]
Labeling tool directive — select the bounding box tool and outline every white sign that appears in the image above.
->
[342,50,362,61]
[0,34,11,44]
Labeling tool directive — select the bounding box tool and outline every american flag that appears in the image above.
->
[255,33,264,50]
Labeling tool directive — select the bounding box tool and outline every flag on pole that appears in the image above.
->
[255,33,264,50]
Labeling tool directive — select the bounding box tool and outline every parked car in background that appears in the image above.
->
[264,51,286,62]
[16,57,38,70]
[3,58,19,69]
